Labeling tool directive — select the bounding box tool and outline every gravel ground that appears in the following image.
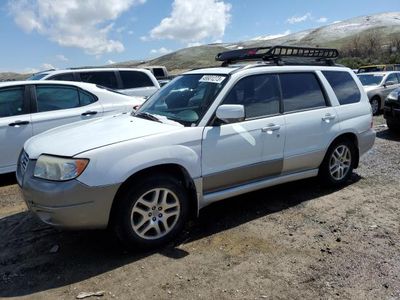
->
[0,116,399,300]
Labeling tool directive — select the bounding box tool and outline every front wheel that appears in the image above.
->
[319,139,356,186]
[113,175,189,249]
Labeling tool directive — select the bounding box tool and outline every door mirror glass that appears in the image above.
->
[216,104,245,124]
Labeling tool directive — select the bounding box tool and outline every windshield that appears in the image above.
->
[135,74,228,126]
[357,74,384,86]
[27,73,49,80]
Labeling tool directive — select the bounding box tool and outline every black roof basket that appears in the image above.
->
[216,45,339,66]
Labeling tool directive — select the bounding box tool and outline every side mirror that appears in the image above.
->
[384,81,396,87]
[216,104,245,124]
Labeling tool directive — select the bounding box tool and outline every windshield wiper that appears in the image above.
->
[134,112,162,123]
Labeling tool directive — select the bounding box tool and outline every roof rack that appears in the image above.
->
[216,45,339,66]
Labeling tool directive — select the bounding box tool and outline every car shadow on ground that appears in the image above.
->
[0,173,17,187]
[0,174,361,297]
[376,129,400,142]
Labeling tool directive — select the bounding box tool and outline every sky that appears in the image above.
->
[0,0,399,73]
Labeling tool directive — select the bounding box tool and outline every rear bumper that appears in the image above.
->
[358,128,376,157]
[16,155,119,229]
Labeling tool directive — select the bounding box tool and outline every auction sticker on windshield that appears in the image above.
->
[199,75,226,84]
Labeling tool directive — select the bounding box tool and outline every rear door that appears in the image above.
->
[30,84,103,135]
[201,73,285,193]
[0,85,32,173]
[118,70,158,97]
[280,72,340,173]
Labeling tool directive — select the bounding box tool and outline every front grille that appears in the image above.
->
[20,151,29,174]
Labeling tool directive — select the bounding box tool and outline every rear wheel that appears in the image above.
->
[319,139,356,186]
[113,175,189,249]
[370,96,380,115]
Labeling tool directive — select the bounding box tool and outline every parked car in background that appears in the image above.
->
[17,46,375,249]
[28,68,160,98]
[358,64,400,73]
[144,66,172,87]
[357,71,400,115]
[0,80,144,174]
[384,87,400,132]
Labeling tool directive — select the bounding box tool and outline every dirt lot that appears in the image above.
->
[0,116,399,300]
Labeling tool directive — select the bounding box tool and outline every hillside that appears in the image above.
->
[1,11,399,80]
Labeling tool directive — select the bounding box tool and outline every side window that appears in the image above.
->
[322,71,361,105]
[153,68,165,78]
[36,86,80,112]
[0,86,25,118]
[120,71,154,89]
[79,90,97,106]
[385,74,399,85]
[223,74,280,119]
[79,72,118,89]
[280,73,327,112]
[49,73,75,81]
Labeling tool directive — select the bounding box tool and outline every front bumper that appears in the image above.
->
[384,105,400,126]
[16,153,119,229]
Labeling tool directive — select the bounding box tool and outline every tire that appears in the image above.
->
[113,174,189,249]
[370,96,380,116]
[319,139,356,186]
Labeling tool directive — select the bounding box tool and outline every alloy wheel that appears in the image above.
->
[329,145,352,181]
[130,188,181,240]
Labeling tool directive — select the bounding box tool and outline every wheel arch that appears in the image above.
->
[328,132,360,168]
[108,163,198,227]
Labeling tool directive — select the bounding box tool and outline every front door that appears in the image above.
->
[0,85,32,173]
[202,73,285,193]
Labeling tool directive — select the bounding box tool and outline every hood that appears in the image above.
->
[24,113,182,158]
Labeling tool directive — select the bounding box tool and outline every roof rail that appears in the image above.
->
[216,45,339,66]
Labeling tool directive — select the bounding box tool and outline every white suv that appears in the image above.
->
[17,46,375,249]
[28,68,160,98]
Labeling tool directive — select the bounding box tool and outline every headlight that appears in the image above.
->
[387,90,400,102]
[34,155,89,181]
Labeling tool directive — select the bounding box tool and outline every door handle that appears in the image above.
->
[322,114,336,122]
[261,124,281,133]
[9,121,29,127]
[81,111,98,116]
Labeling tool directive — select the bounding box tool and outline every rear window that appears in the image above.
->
[153,68,165,78]
[280,73,327,113]
[120,71,154,89]
[323,71,361,105]
[79,71,118,89]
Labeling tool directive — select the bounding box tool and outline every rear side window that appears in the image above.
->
[223,74,280,118]
[280,73,327,112]
[49,73,75,81]
[80,72,118,89]
[322,71,361,105]
[0,86,25,117]
[36,86,80,112]
[120,71,154,89]
[79,90,97,106]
